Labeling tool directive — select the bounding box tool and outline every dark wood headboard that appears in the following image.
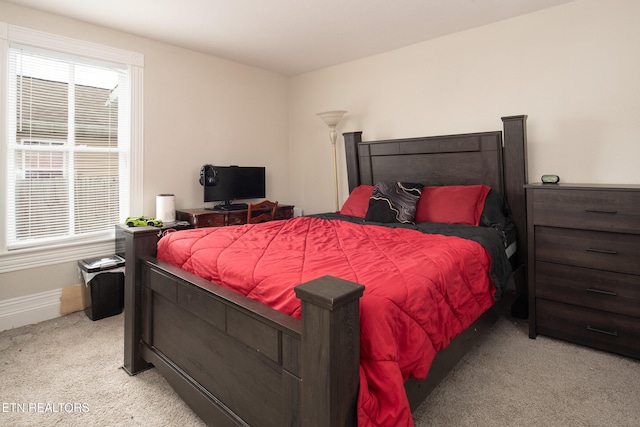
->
[343,115,528,290]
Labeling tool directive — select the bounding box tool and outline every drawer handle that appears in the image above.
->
[584,208,617,214]
[586,325,618,337]
[586,288,618,297]
[586,248,618,255]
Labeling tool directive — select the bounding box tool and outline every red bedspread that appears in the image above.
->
[157,216,496,427]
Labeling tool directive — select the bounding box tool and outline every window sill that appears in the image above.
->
[0,235,116,273]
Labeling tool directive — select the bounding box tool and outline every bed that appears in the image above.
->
[117,115,528,427]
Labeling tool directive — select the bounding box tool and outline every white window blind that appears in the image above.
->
[0,23,143,272]
[6,47,129,249]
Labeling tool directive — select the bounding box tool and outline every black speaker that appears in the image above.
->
[199,164,218,186]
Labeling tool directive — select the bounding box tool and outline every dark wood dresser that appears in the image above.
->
[526,183,640,359]
[176,204,294,228]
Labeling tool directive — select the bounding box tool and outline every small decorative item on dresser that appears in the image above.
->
[124,216,163,227]
[541,174,560,184]
[525,183,640,360]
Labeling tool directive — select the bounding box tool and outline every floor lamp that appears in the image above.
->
[316,110,347,212]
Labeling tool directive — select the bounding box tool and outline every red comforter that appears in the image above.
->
[157,216,496,427]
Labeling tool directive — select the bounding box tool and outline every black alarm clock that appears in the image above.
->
[541,174,560,184]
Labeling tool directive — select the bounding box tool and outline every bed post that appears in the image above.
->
[501,115,528,292]
[116,225,157,375]
[343,131,363,192]
[295,276,365,427]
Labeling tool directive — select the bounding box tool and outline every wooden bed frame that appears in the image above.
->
[118,115,528,427]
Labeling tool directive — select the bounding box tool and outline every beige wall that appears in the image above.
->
[0,1,289,300]
[290,0,640,214]
[2,0,640,302]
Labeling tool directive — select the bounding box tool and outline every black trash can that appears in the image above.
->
[78,255,125,321]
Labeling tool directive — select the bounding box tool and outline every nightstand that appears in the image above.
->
[526,183,640,359]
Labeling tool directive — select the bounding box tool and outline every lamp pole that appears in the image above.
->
[316,110,347,212]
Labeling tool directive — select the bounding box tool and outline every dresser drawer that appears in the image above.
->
[537,299,640,359]
[227,211,246,226]
[175,211,226,228]
[199,214,226,227]
[535,226,640,275]
[536,261,640,317]
[531,188,640,233]
[275,205,294,220]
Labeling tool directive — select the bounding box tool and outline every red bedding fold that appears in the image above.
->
[157,216,495,427]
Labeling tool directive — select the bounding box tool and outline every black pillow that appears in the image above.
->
[365,182,423,224]
[480,189,516,246]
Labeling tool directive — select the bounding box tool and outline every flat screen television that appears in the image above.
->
[201,165,266,210]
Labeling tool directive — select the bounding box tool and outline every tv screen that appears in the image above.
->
[203,165,266,210]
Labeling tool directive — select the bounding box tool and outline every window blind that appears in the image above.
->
[6,46,130,249]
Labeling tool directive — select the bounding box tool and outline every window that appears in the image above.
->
[0,23,144,272]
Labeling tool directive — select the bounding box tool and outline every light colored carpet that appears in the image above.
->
[413,317,640,426]
[0,312,204,426]
[1,311,638,426]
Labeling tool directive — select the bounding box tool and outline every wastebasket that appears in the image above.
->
[78,255,125,321]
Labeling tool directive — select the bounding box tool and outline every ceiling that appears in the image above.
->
[6,0,574,76]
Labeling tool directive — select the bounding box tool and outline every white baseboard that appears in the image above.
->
[0,289,62,332]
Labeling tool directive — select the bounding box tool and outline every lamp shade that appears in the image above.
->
[316,110,347,127]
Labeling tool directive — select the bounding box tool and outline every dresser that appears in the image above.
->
[526,183,640,359]
[176,204,294,228]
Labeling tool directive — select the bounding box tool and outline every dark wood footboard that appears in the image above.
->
[118,225,364,427]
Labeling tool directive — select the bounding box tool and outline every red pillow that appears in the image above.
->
[414,185,490,225]
[339,185,374,218]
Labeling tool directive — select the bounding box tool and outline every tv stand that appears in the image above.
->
[176,205,294,228]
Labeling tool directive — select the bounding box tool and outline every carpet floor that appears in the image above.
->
[1,311,638,426]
